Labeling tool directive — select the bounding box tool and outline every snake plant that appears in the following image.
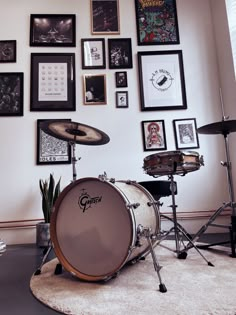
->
[39,174,61,223]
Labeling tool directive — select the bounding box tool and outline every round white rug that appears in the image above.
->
[30,242,236,315]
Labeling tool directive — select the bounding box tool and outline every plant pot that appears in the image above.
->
[36,222,50,247]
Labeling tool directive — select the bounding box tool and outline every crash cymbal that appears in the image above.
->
[197,120,236,135]
[40,120,110,145]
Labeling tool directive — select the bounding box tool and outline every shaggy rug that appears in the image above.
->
[30,242,236,315]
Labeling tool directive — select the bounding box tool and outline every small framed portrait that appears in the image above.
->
[173,118,199,150]
[83,74,107,105]
[81,38,106,69]
[0,72,24,116]
[37,119,72,165]
[115,71,127,88]
[0,40,16,62]
[91,0,120,35]
[141,120,167,151]
[116,91,128,108]
[108,38,133,69]
[30,14,76,47]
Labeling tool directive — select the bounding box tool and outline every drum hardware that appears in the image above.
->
[127,203,140,209]
[0,239,6,256]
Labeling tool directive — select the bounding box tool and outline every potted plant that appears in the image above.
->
[36,173,61,247]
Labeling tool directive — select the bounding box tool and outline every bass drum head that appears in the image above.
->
[51,178,133,281]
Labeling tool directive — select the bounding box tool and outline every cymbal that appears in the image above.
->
[197,120,236,135]
[40,120,110,145]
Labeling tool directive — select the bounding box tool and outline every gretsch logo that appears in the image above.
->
[78,190,102,212]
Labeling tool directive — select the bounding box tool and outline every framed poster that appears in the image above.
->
[134,0,180,45]
[173,118,199,149]
[91,0,120,34]
[115,71,128,87]
[81,38,106,69]
[0,72,24,116]
[83,74,107,105]
[0,40,16,62]
[37,119,72,165]
[138,50,187,111]
[30,53,76,111]
[108,38,133,69]
[30,14,76,47]
[142,120,167,151]
[116,91,128,108]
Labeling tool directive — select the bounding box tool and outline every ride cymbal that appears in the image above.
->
[197,120,236,135]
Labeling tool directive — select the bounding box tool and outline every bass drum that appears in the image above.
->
[50,177,160,281]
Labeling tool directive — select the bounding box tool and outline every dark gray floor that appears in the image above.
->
[0,233,233,315]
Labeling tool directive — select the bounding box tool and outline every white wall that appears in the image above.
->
[0,0,234,244]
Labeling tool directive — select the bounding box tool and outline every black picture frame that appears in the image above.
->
[37,119,72,165]
[141,120,167,151]
[83,74,107,105]
[116,91,128,108]
[108,38,133,69]
[30,14,76,47]
[0,72,24,116]
[91,0,120,35]
[115,71,127,88]
[0,40,16,62]
[138,50,187,111]
[81,38,106,69]
[173,118,199,150]
[134,0,180,45]
[30,53,76,111]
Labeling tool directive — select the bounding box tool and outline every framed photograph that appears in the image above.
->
[116,91,128,108]
[83,74,107,105]
[142,120,167,151]
[81,38,106,69]
[108,38,133,69]
[91,0,120,35]
[0,72,24,116]
[138,50,187,111]
[37,119,72,165]
[173,118,199,150]
[30,53,76,111]
[134,0,180,45]
[0,40,16,62]
[30,14,76,47]
[115,71,127,88]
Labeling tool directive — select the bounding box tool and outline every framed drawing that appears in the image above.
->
[37,119,72,165]
[0,40,16,62]
[173,118,199,150]
[134,0,180,45]
[83,74,107,105]
[142,120,167,151]
[91,0,120,34]
[116,91,128,108]
[138,50,187,111]
[0,72,24,116]
[30,53,76,111]
[108,38,133,69]
[115,71,127,88]
[81,38,106,69]
[30,14,76,47]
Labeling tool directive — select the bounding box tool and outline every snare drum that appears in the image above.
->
[50,177,159,281]
[143,150,203,176]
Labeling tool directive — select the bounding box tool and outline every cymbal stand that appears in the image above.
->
[69,141,80,182]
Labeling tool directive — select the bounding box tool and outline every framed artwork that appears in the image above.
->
[83,74,107,105]
[0,72,24,116]
[115,71,127,88]
[30,53,76,111]
[138,50,187,111]
[30,14,76,47]
[37,119,72,165]
[141,120,167,151]
[81,38,106,69]
[134,0,180,45]
[0,40,16,62]
[91,0,120,35]
[173,118,199,150]
[116,91,128,108]
[108,38,133,69]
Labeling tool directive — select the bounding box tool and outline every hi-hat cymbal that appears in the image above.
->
[40,120,110,145]
[197,120,236,135]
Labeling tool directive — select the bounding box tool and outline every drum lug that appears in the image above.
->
[98,172,108,181]
[109,177,116,184]
[147,201,162,207]
[127,203,140,210]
